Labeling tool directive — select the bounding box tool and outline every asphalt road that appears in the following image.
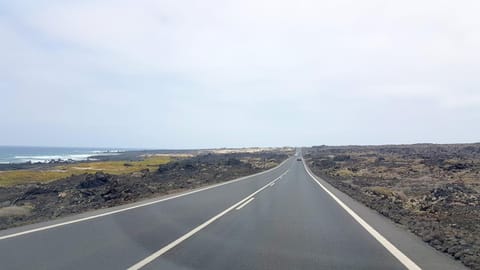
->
[0,152,467,270]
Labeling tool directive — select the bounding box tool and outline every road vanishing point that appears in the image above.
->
[0,150,467,270]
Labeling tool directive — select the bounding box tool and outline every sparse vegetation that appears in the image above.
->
[0,156,171,187]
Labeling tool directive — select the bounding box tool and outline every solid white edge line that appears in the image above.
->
[235,197,255,210]
[302,160,421,270]
[127,170,289,270]
[0,158,291,241]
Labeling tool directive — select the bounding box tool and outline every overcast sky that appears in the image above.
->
[1,0,479,148]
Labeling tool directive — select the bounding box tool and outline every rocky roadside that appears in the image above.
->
[0,152,289,231]
[305,144,480,270]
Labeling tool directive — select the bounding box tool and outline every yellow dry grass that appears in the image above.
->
[0,156,171,187]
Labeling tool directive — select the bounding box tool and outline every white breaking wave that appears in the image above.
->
[91,150,124,154]
[11,152,119,164]
[0,147,126,164]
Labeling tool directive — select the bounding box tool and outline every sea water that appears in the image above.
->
[0,146,124,164]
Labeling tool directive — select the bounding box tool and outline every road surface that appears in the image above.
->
[0,151,467,269]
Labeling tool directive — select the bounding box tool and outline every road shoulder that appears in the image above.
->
[303,161,467,270]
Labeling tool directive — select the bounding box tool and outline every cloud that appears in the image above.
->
[1,0,479,147]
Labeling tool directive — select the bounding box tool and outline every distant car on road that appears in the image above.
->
[297,158,302,161]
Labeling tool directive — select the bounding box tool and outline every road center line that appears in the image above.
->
[302,160,421,270]
[235,197,255,210]
[127,170,288,270]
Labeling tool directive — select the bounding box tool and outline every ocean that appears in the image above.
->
[0,146,124,164]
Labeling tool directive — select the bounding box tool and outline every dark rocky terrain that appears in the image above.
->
[0,151,288,230]
[304,144,480,270]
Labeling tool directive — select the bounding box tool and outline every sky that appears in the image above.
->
[1,0,479,149]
